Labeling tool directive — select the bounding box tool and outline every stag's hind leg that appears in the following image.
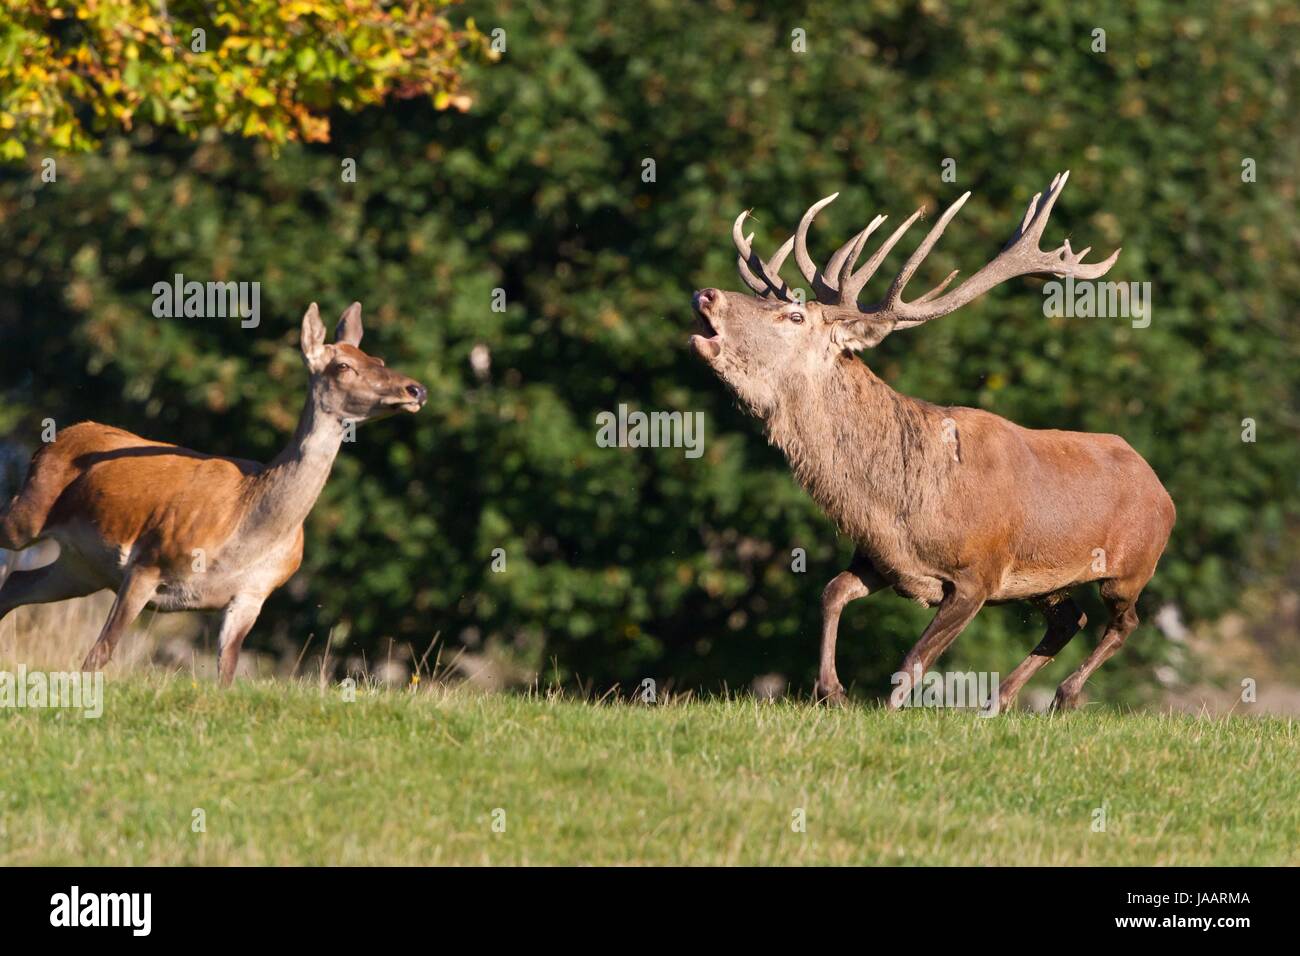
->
[997,596,1087,712]
[1052,578,1143,711]
[816,556,889,704]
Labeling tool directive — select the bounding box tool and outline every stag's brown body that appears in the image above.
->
[772,363,1172,607]
[692,171,1174,711]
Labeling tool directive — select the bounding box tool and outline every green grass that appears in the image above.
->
[1,675,1296,865]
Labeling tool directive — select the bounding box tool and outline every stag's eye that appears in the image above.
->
[787,311,805,324]
[335,362,353,374]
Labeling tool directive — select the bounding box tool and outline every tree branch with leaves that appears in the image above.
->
[0,0,490,159]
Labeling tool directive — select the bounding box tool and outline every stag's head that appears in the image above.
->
[692,171,1120,411]
[300,302,428,422]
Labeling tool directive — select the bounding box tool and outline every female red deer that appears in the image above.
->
[690,172,1175,711]
[0,302,427,683]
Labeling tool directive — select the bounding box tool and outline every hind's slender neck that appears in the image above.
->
[240,392,345,545]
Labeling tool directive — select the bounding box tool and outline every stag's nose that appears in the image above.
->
[406,383,428,406]
[693,288,720,314]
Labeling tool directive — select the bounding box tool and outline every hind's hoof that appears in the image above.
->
[814,681,847,706]
[1051,684,1085,712]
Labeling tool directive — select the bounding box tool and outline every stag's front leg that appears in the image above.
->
[888,580,985,711]
[817,557,889,704]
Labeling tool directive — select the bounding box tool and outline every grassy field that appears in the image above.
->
[0,675,1296,865]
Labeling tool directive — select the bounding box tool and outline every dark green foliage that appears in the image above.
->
[1,1,1297,701]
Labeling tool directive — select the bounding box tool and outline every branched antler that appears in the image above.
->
[732,171,1121,332]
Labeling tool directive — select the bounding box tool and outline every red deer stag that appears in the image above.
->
[0,303,427,684]
[690,172,1174,711]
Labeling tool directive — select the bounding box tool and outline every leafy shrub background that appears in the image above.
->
[1,1,1297,702]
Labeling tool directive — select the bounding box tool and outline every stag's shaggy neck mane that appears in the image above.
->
[761,354,954,545]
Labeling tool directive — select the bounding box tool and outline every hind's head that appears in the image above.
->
[299,302,428,423]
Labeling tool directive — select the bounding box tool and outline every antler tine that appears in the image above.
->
[756,234,797,297]
[766,234,796,285]
[793,193,839,301]
[914,269,961,304]
[838,207,926,306]
[1015,190,1043,243]
[733,210,793,299]
[1022,170,1067,243]
[821,233,859,295]
[833,217,884,298]
[1056,242,1121,279]
[823,216,886,298]
[733,210,769,296]
[732,209,756,258]
[879,191,971,311]
[736,251,772,297]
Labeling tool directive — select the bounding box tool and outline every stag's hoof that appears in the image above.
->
[814,682,847,706]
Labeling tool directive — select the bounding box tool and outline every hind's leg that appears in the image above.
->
[0,557,102,624]
[82,566,159,671]
[216,594,266,686]
[997,597,1087,712]
[1052,578,1144,711]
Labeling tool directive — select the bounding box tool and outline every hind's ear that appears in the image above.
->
[336,302,363,347]
[301,303,328,370]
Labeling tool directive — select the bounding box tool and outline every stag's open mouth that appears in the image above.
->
[690,310,723,360]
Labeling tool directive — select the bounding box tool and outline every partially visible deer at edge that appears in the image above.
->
[690,171,1175,711]
[0,302,427,683]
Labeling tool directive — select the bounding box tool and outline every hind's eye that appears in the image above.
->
[335,363,353,373]
[787,311,805,324]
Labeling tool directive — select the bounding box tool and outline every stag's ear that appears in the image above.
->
[830,315,895,352]
[301,302,328,370]
[335,301,363,347]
